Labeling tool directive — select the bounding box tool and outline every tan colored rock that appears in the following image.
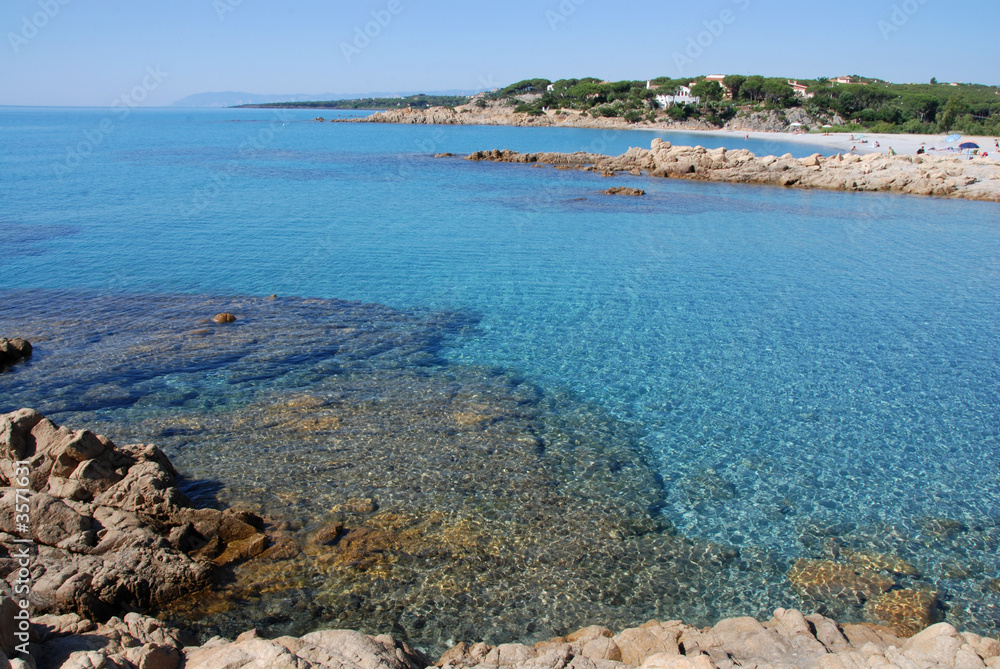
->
[582,637,623,662]
[806,613,852,653]
[640,653,716,669]
[770,608,828,655]
[212,312,237,323]
[613,625,680,665]
[901,623,964,665]
[961,633,1000,660]
[567,626,614,643]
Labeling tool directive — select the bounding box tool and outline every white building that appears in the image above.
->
[788,80,814,99]
[656,86,700,108]
[834,76,853,84]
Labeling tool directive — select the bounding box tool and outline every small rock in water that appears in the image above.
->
[434,152,455,158]
[0,337,32,367]
[331,497,378,514]
[603,187,646,196]
[212,313,237,324]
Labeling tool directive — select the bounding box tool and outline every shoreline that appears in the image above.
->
[342,106,1000,161]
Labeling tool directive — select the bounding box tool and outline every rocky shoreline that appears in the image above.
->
[1,408,997,668]
[336,105,833,134]
[15,598,1000,669]
[458,140,1000,202]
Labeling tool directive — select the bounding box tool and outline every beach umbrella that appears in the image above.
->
[945,134,961,143]
[959,142,980,149]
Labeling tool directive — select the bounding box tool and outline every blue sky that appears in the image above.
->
[1,0,997,106]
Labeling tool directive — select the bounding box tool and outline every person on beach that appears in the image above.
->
[850,145,856,152]
[888,147,895,156]
[745,133,749,140]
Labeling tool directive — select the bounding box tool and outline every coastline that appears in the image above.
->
[340,106,1000,161]
[458,140,1000,202]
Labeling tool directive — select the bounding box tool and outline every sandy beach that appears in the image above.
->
[659,128,1000,160]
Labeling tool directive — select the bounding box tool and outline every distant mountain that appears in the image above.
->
[173,90,481,108]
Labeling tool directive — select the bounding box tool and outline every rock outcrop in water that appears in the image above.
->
[0,409,268,622]
[0,339,32,368]
[460,140,1000,202]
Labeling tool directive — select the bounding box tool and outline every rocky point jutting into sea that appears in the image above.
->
[451,140,1000,202]
[2,407,999,669]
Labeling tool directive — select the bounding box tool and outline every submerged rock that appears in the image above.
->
[212,312,237,324]
[865,588,944,637]
[788,558,895,606]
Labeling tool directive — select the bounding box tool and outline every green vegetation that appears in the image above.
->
[237,94,470,110]
[803,79,1000,134]
[481,75,1000,132]
[243,76,1000,133]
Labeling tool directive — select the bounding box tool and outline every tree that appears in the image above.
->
[930,77,938,85]
[723,75,747,101]
[740,75,766,102]
[761,79,795,106]
[691,80,724,102]
[904,95,939,123]
[937,95,967,131]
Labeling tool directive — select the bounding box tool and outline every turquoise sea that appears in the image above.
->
[1,107,998,650]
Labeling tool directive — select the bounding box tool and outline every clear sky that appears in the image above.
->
[1,0,997,107]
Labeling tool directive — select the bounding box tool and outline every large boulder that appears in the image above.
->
[0,409,269,621]
[184,628,428,669]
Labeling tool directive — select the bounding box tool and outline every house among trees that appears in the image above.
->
[834,76,854,84]
[656,86,700,108]
[788,80,814,99]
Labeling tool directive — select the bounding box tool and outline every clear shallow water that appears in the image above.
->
[1,108,999,646]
